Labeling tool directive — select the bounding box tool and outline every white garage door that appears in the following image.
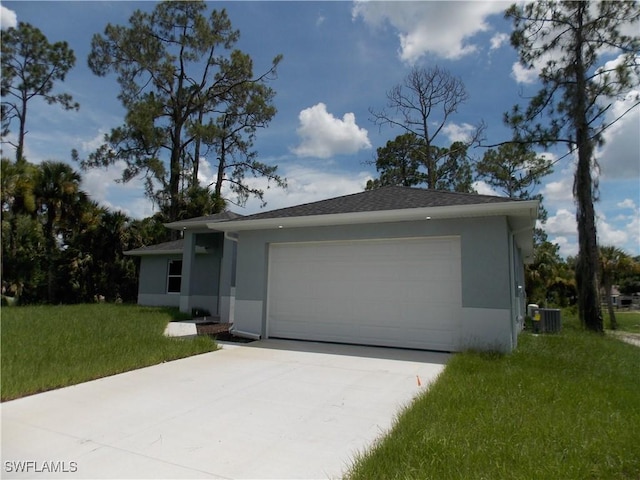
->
[267,236,461,351]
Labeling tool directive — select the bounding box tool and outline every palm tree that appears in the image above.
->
[599,246,634,330]
[34,161,86,302]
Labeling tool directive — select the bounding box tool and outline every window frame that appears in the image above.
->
[167,259,182,294]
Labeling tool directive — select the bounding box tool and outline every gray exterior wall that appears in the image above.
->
[136,232,234,317]
[233,216,521,351]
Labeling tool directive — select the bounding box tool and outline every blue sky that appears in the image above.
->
[1,1,638,258]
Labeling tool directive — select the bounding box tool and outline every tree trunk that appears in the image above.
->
[192,109,204,187]
[168,121,183,240]
[573,3,603,332]
[16,95,27,165]
[604,280,617,330]
[214,137,226,202]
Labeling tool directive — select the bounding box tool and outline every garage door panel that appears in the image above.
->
[267,237,461,351]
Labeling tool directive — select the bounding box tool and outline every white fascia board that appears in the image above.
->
[164,221,215,232]
[207,200,539,232]
[123,246,208,256]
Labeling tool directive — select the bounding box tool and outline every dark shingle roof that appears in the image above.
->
[165,210,242,228]
[236,186,519,221]
[124,239,185,256]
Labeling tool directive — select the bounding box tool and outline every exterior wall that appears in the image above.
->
[136,242,221,315]
[138,255,182,296]
[233,216,517,352]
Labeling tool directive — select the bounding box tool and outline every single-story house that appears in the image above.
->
[126,186,538,353]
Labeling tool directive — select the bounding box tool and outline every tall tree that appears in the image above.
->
[35,161,87,302]
[476,142,553,243]
[476,143,553,199]
[369,66,484,191]
[1,158,46,302]
[84,1,284,223]
[366,133,425,189]
[203,54,285,208]
[506,1,640,332]
[366,133,474,192]
[1,22,78,164]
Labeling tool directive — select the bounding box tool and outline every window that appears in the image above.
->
[167,260,182,293]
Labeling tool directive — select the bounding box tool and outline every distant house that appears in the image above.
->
[125,187,538,353]
[601,285,636,310]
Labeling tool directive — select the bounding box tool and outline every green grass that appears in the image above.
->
[1,304,217,401]
[346,321,640,479]
[605,310,640,333]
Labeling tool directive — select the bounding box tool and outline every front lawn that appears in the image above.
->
[606,310,640,333]
[1,304,217,401]
[346,316,640,479]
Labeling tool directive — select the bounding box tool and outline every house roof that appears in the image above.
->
[231,186,522,221]
[124,239,185,256]
[164,210,242,230]
[208,186,539,261]
[125,187,539,260]
[208,186,538,229]
[123,238,211,256]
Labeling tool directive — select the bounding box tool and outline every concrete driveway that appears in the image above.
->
[1,339,449,479]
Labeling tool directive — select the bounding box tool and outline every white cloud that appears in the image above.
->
[197,157,215,187]
[81,131,108,153]
[552,236,579,258]
[473,180,500,196]
[617,198,637,209]
[443,122,476,143]
[353,1,506,63]
[625,214,640,254]
[235,164,373,215]
[545,208,576,236]
[597,212,629,247]
[81,160,157,219]
[1,5,17,30]
[511,62,539,84]
[292,103,371,159]
[490,32,509,51]
[541,175,574,204]
[596,89,640,180]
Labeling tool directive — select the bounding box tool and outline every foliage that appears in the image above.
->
[476,143,553,199]
[0,304,216,401]
[526,240,576,307]
[506,1,640,332]
[1,158,149,304]
[346,328,640,479]
[618,257,640,296]
[368,66,483,192]
[1,22,78,163]
[82,1,285,222]
[600,246,638,330]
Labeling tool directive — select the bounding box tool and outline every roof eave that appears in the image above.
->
[123,246,208,256]
[207,200,540,232]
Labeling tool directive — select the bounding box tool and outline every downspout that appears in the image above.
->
[224,231,239,243]
[508,230,517,350]
[218,232,238,320]
[229,325,261,340]
[220,231,241,327]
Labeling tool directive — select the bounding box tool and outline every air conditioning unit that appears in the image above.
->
[529,307,562,334]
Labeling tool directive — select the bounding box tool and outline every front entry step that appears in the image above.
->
[164,317,231,337]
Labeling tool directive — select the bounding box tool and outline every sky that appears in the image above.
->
[1,1,638,258]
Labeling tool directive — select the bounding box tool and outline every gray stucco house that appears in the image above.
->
[126,187,538,353]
